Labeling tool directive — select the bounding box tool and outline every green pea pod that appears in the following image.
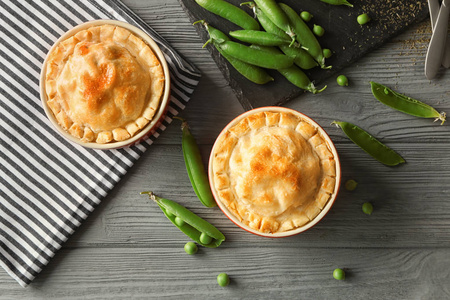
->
[142,192,225,248]
[332,121,405,166]
[319,0,353,7]
[278,3,330,69]
[195,20,273,84]
[175,117,216,208]
[254,7,318,69]
[217,40,294,69]
[252,0,296,44]
[250,45,326,94]
[195,0,260,30]
[370,82,446,125]
[229,30,302,48]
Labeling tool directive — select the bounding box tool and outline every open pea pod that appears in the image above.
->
[278,3,331,69]
[370,81,446,124]
[142,192,225,248]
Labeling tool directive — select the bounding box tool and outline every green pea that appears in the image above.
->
[255,7,318,70]
[300,11,313,22]
[195,0,260,30]
[332,121,405,166]
[313,24,325,37]
[336,75,348,86]
[141,192,226,248]
[195,21,273,85]
[362,202,373,215]
[370,82,446,124]
[250,45,326,94]
[217,273,230,287]
[357,13,371,25]
[175,216,185,227]
[345,179,358,191]
[320,0,353,7]
[323,48,332,58]
[279,3,330,69]
[199,232,213,244]
[184,242,198,255]
[333,268,346,280]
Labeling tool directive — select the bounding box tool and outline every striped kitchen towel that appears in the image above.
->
[0,0,201,287]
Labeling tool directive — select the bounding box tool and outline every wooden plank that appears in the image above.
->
[0,247,449,299]
[63,143,450,248]
[2,1,449,298]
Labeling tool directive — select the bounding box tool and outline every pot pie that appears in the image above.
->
[45,24,165,144]
[211,111,336,234]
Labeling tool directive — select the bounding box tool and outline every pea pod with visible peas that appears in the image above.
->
[278,3,331,69]
[370,81,446,124]
[141,192,225,248]
[174,117,217,208]
[332,121,405,166]
[250,45,326,94]
[194,0,260,30]
[195,20,273,84]
[254,6,318,70]
[319,0,353,7]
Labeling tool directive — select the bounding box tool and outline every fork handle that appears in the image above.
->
[425,0,450,79]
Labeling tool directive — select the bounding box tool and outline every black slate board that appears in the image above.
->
[180,0,429,111]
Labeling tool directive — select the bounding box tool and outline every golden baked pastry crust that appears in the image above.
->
[45,24,165,143]
[212,111,336,234]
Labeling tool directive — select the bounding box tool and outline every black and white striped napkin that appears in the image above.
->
[0,0,201,287]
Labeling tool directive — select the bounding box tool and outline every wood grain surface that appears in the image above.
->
[2,0,450,299]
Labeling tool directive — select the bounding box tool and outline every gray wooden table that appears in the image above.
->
[2,1,450,299]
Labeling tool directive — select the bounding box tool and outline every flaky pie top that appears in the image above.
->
[212,111,336,234]
[45,24,165,144]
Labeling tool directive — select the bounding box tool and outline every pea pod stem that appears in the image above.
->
[141,192,225,248]
[195,0,260,30]
[173,117,217,208]
[332,121,405,166]
[370,82,446,125]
